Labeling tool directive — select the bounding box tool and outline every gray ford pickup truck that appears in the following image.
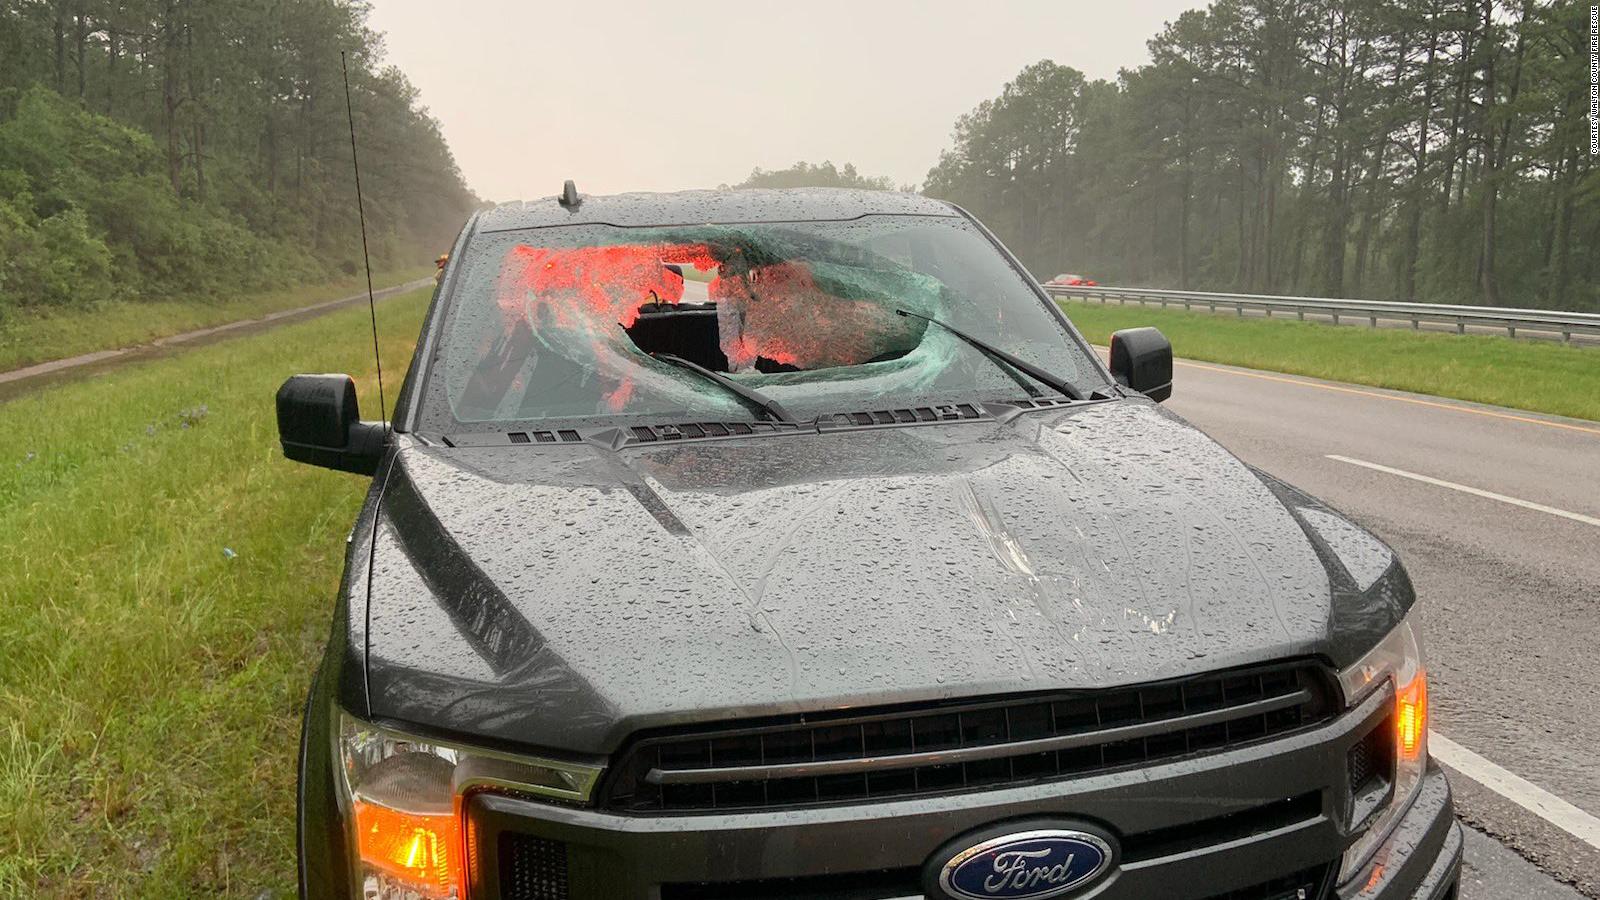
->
[277,186,1461,900]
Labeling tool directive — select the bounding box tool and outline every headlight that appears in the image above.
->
[1336,612,1427,884]
[335,712,602,899]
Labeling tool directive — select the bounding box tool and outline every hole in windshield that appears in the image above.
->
[622,257,923,375]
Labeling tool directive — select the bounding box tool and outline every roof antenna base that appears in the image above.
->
[559,179,580,208]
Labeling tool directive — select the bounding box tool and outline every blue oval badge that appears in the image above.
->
[937,829,1113,900]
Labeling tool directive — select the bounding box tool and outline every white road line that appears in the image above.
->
[1430,732,1600,851]
[1325,455,1600,528]
[1321,453,1600,846]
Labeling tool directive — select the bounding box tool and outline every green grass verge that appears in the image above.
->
[0,289,430,896]
[0,266,432,374]
[1059,300,1600,422]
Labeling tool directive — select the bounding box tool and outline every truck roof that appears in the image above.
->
[475,186,957,232]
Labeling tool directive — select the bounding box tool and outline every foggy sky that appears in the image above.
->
[366,1,1200,201]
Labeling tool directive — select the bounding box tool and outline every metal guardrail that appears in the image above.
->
[1042,284,1600,343]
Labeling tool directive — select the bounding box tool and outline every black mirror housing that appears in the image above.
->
[1108,327,1173,402]
[276,374,386,475]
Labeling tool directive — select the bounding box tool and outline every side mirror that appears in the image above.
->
[275,374,387,475]
[1108,327,1173,402]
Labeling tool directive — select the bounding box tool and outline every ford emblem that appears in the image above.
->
[931,827,1116,900]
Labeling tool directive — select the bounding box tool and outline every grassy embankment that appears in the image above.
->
[0,266,432,374]
[0,288,430,897]
[1059,299,1600,422]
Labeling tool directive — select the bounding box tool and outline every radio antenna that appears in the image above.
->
[340,50,388,432]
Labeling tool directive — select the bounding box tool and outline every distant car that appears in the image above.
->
[1047,272,1098,286]
[278,187,1459,900]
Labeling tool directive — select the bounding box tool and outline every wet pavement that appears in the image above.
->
[1160,355,1600,898]
[1461,826,1586,899]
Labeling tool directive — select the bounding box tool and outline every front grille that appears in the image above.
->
[1203,863,1333,900]
[1122,792,1322,864]
[1348,717,1393,795]
[602,662,1334,812]
[486,791,1329,900]
[659,867,920,900]
[658,861,1334,900]
[498,832,569,900]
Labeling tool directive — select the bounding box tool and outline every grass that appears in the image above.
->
[0,288,430,897]
[0,266,432,374]
[1058,299,1600,422]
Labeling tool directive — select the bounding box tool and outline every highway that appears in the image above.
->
[1162,356,1600,898]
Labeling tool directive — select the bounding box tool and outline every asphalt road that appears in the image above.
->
[1162,356,1600,898]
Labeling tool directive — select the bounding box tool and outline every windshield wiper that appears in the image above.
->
[895,309,1085,401]
[650,353,795,423]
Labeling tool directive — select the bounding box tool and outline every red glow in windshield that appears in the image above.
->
[493,243,714,329]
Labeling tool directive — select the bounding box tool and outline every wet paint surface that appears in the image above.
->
[359,399,1412,755]
[1296,506,1395,591]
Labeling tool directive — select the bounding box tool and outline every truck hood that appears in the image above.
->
[362,399,1410,756]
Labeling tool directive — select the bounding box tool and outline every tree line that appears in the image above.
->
[924,0,1596,311]
[729,160,900,191]
[0,0,476,313]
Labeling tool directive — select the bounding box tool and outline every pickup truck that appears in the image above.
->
[277,186,1460,900]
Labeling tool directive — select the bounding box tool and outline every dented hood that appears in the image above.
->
[363,400,1409,756]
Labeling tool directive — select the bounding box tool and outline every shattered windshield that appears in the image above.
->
[419,214,1104,430]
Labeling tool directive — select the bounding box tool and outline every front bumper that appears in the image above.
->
[461,687,1461,900]
[1336,763,1462,900]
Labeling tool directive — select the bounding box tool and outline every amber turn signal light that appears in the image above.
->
[1395,670,1427,760]
[353,800,461,896]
